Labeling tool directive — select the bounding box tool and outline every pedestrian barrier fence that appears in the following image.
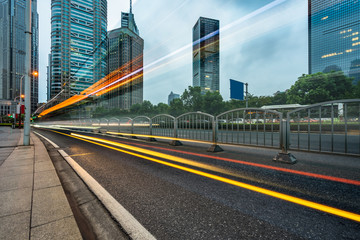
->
[287,99,360,155]
[176,112,214,142]
[216,108,282,148]
[118,117,133,134]
[151,114,175,138]
[53,99,359,159]
[132,116,151,135]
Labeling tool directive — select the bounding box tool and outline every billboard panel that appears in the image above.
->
[230,79,244,100]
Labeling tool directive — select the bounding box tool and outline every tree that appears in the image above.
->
[130,103,142,114]
[92,106,108,118]
[154,102,170,114]
[203,91,224,115]
[140,100,153,115]
[181,86,203,112]
[169,98,185,116]
[271,91,287,105]
[287,72,354,104]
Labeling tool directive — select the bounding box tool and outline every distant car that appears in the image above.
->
[229,118,244,123]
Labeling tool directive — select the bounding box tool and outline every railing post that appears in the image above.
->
[131,118,137,139]
[117,119,120,133]
[170,118,182,146]
[273,118,296,164]
[207,116,223,152]
[131,119,134,134]
[148,119,156,141]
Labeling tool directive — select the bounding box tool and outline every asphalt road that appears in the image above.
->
[34,127,360,239]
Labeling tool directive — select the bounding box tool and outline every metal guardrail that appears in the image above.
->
[151,114,175,138]
[62,99,360,161]
[176,112,214,142]
[216,108,282,148]
[287,99,360,155]
[133,116,151,136]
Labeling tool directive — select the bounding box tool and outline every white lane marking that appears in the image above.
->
[58,149,156,240]
[33,131,60,148]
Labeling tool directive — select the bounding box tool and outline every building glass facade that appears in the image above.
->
[0,0,38,114]
[193,17,219,94]
[106,4,143,110]
[50,0,107,100]
[309,0,360,84]
[168,91,180,105]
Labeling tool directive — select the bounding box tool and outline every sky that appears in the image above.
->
[38,0,308,104]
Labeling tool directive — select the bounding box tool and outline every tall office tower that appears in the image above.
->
[50,0,107,100]
[193,17,219,94]
[46,54,51,101]
[0,0,38,114]
[30,0,39,113]
[107,0,143,110]
[168,91,180,105]
[309,0,360,84]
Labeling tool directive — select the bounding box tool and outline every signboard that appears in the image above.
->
[230,79,244,100]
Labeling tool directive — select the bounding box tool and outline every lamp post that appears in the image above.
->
[24,0,32,146]
[15,75,25,128]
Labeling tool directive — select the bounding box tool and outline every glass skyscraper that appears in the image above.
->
[107,2,143,110]
[0,0,38,113]
[50,0,107,100]
[193,17,220,94]
[309,0,360,84]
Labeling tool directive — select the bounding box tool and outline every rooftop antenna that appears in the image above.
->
[130,0,132,13]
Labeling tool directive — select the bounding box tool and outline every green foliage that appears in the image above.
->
[181,86,203,112]
[272,91,287,105]
[203,91,224,115]
[169,98,185,116]
[91,72,359,118]
[286,72,354,104]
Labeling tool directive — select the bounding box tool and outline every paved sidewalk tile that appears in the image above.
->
[31,216,81,240]
[34,161,55,173]
[0,211,30,240]
[0,188,32,218]
[31,186,74,227]
[0,173,32,192]
[34,170,61,190]
[0,164,33,178]
[1,158,33,168]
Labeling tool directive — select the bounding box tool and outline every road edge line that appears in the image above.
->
[33,131,60,148]
[57,149,156,240]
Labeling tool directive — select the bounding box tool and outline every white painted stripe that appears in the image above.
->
[57,149,156,240]
[33,131,60,148]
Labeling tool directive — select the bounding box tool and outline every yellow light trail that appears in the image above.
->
[39,54,144,117]
[50,130,360,223]
[106,131,212,144]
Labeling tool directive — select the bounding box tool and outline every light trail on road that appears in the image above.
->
[135,141,360,186]
[48,129,360,223]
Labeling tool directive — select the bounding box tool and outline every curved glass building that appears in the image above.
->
[309,0,360,84]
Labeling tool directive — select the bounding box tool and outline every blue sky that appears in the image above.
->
[38,0,307,104]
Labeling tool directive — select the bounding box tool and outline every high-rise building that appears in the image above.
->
[30,0,39,113]
[106,0,143,110]
[46,54,51,101]
[308,0,360,84]
[193,17,219,94]
[168,91,180,105]
[49,0,107,100]
[0,0,38,114]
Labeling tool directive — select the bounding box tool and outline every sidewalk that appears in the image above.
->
[0,127,81,240]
